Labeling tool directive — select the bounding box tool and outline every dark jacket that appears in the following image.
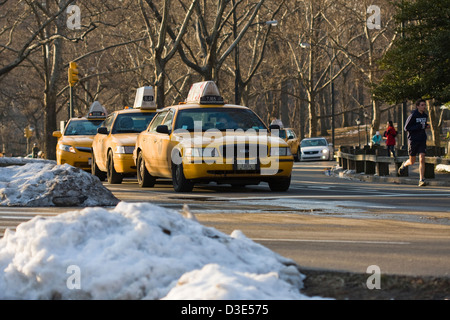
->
[404,109,428,143]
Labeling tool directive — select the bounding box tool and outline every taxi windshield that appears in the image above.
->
[173,108,267,132]
[65,120,104,136]
[112,112,156,134]
[301,139,327,147]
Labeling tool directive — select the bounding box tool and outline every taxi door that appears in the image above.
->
[157,109,175,177]
[142,110,167,176]
[95,114,115,171]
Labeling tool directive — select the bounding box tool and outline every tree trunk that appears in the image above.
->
[308,91,317,137]
[427,100,441,147]
[43,1,67,160]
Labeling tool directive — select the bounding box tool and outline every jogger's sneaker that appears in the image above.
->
[398,163,407,176]
[418,180,428,187]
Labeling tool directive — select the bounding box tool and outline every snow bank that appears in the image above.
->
[0,161,119,207]
[0,202,317,300]
[436,164,450,173]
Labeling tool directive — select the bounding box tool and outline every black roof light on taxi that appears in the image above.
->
[87,101,107,120]
[186,81,224,105]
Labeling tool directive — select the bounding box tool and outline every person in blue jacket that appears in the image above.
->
[398,99,429,186]
[371,131,382,146]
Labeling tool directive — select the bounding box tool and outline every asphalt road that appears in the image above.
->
[1,160,449,278]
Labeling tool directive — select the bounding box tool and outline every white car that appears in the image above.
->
[300,137,333,161]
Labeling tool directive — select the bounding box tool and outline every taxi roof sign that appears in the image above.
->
[87,101,107,119]
[133,86,157,110]
[186,81,224,105]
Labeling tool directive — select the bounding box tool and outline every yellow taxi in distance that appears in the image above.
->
[53,101,107,171]
[91,87,157,184]
[134,81,294,192]
[279,128,301,161]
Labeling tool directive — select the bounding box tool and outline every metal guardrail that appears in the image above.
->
[336,145,449,179]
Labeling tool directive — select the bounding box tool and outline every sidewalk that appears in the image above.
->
[332,163,450,187]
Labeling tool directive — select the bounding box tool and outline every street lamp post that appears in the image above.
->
[356,118,361,148]
[363,111,369,146]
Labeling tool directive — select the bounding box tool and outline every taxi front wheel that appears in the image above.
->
[107,151,123,184]
[268,176,291,192]
[172,162,194,192]
[91,153,106,181]
[137,152,156,188]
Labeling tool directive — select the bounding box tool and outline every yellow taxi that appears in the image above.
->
[279,128,301,161]
[134,81,294,192]
[91,87,157,184]
[53,101,107,171]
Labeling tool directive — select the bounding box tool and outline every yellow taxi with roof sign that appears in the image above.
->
[53,101,107,171]
[91,87,157,184]
[134,81,294,192]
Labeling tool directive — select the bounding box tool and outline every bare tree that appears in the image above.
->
[140,0,198,108]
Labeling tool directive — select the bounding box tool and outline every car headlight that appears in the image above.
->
[115,146,135,154]
[270,147,292,156]
[322,148,329,154]
[185,147,219,158]
[59,144,76,153]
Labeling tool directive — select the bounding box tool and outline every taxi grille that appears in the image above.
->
[75,147,92,153]
[219,144,267,159]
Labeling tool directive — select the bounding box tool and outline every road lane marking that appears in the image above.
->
[253,238,410,245]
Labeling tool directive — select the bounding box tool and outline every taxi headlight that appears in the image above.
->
[115,146,135,154]
[59,144,76,153]
[185,147,219,158]
[270,147,291,156]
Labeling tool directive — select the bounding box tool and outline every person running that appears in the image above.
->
[398,99,429,186]
[383,121,397,158]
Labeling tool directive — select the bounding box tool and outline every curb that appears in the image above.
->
[332,168,450,187]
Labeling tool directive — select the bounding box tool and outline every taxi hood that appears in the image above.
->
[59,135,95,147]
[111,133,139,146]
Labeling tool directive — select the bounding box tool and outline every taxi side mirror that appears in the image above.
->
[156,125,169,134]
[288,135,294,140]
[97,127,108,135]
[52,131,62,138]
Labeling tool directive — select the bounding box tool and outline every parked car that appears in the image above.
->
[53,101,107,171]
[133,81,294,192]
[300,137,333,161]
[91,87,157,183]
[278,128,301,162]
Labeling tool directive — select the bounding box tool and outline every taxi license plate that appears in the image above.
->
[235,163,256,171]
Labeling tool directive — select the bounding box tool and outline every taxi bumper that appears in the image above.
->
[182,157,293,182]
[113,153,137,173]
[57,149,92,171]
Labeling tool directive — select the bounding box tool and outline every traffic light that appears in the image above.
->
[68,61,79,87]
[24,127,32,138]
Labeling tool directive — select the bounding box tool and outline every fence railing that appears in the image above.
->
[336,145,449,179]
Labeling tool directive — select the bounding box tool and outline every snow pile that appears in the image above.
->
[0,202,318,300]
[436,164,450,173]
[0,161,119,207]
